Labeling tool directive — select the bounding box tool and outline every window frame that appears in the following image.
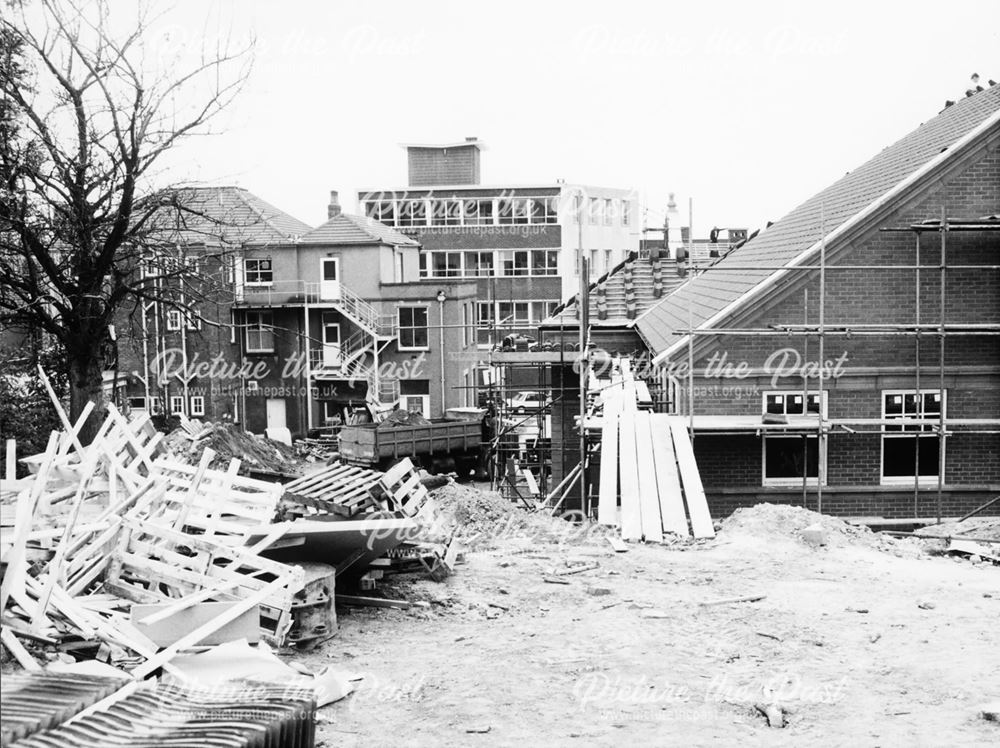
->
[189,395,205,417]
[245,310,275,353]
[169,395,185,415]
[761,390,827,487]
[244,258,273,286]
[165,310,182,331]
[881,389,946,485]
[397,305,430,351]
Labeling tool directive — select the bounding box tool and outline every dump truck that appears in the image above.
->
[337,417,485,477]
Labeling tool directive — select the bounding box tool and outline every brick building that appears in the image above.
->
[635,86,1000,519]
[231,193,479,436]
[116,186,312,422]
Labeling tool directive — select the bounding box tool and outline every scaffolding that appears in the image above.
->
[658,212,1000,524]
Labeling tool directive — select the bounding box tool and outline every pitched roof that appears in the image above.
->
[299,213,420,246]
[544,253,689,327]
[636,87,1000,359]
[158,186,312,246]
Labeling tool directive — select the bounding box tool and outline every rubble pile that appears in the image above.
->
[161,415,306,476]
[0,401,442,680]
[429,481,598,549]
[719,503,918,553]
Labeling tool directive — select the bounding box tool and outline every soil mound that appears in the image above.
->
[427,482,603,549]
[720,502,910,553]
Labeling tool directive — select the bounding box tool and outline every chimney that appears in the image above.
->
[327,190,341,218]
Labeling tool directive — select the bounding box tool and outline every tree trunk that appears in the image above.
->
[68,352,106,445]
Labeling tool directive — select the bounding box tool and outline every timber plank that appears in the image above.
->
[635,413,663,542]
[668,418,715,539]
[596,416,619,526]
[618,410,643,541]
[650,414,690,537]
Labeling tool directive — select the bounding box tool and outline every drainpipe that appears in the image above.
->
[437,290,447,416]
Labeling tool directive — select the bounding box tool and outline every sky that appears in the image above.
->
[134,0,999,234]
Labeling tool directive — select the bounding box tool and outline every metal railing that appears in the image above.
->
[235,280,397,338]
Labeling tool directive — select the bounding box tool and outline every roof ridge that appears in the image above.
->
[636,87,1000,360]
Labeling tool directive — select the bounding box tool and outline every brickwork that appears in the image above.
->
[671,141,1000,515]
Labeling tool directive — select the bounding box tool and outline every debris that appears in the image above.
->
[756,631,783,642]
[131,601,261,647]
[607,536,629,553]
[556,562,600,576]
[336,594,411,609]
[543,577,570,585]
[465,725,492,734]
[979,703,1000,722]
[586,587,613,597]
[847,607,870,614]
[918,601,936,610]
[699,594,766,607]
[640,609,672,619]
[870,633,882,643]
[801,523,828,547]
[755,702,786,728]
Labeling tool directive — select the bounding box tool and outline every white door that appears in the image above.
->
[266,398,286,430]
[320,258,340,300]
[322,316,341,368]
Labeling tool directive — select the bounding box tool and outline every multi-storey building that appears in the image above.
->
[357,139,641,347]
[231,193,479,435]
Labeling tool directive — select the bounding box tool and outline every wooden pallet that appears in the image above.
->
[282,461,384,517]
[106,518,304,645]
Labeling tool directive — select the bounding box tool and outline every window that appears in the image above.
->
[498,197,530,225]
[165,310,182,331]
[621,200,632,226]
[430,251,463,278]
[529,249,559,276]
[529,197,558,224]
[127,396,146,411]
[398,306,429,350]
[400,380,430,418]
[499,250,530,277]
[365,201,396,226]
[589,197,601,225]
[397,200,427,227]
[244,258,273,285]
[189,395,205,416]
[245,311,274,353]
[476,302,495,347]
[170,395,184,415]
[185,311,202,331]
[604,249,613,271]
[463,199,495,226]
[882,390,945,483]
[604,198,614,226]
[762,391,826,485]
[430,199,462,226]
[465,251,494,277]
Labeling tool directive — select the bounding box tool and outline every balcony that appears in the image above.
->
[234,280,322,307]
[234,280,397,339]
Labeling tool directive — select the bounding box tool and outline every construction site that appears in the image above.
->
[2,1,999,743]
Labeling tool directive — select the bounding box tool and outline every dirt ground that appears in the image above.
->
[306,493,1000,747]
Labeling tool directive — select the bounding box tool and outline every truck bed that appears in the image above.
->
[338,419,482,466]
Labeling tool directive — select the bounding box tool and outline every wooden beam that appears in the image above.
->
[618,410,643,541]
[650,414,690,537]
[596,415,619,526]
[635,412,663,543]
[669,418,715,539]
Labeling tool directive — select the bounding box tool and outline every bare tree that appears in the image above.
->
[0,0,252,442]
